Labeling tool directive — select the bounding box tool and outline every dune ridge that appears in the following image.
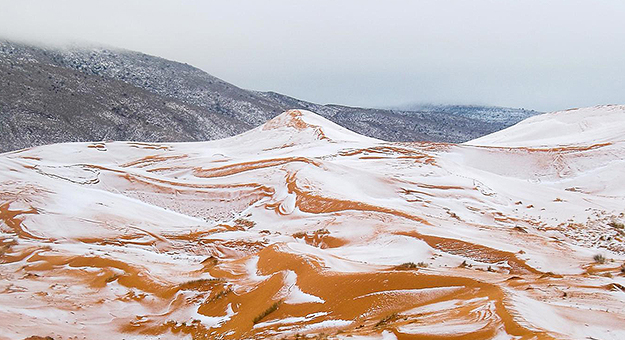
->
[1,109,624,339]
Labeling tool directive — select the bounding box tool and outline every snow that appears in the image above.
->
[280,270,325,304]
[325,234,432,267]
[296,319,354,332]
[253,312,328,329]
[2,107,625,339]
[245,256,271,282]
[338,330,398,340]
[397,321,488,336]
[467,105,625,147]
[356,287,464,300]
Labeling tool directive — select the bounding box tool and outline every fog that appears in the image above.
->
[1,0,624,111]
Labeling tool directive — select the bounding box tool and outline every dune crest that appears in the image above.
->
[1,108,624,340]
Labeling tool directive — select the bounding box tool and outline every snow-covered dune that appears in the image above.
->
[467,104,625,147]
[1,109,624,340]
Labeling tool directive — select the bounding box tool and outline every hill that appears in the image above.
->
[0,108,623,339]
[0,39,539,153]
[468,104,625,147]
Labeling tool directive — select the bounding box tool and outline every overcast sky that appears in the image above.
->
[1,0,624,112]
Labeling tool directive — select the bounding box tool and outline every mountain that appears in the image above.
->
[0,39,540,153]
[1,107,623,340]
[399,103,538,125]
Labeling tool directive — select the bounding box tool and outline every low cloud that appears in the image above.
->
[1,0,624,111]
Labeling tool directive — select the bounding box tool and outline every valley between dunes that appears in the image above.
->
[1,107,625,340]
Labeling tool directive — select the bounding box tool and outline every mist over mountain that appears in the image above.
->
[394,104,539,124]
[0,40,539,153]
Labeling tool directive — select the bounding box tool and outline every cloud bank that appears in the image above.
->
[1,0,624,111]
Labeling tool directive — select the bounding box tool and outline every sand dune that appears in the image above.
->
[1,108,624,339]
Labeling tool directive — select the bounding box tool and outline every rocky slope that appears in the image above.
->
[0,39,539,153]
[0,107,623,340]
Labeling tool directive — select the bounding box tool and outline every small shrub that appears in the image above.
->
[395,262,428,270]
[593,254,606,264]
[253,301,281,324]
[375,313,398,327]
[459,260,473,268]
[396,262,417,270]
[513,226,528,233]
[178,278,221,290]
[314,228,330,235]
[208,288,231,303]
[608,221,624,229]
[234,218,256,229]
[539,272,562,279]
[105,274,120,283]
[201,256,218,266]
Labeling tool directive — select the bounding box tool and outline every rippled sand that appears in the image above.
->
[1,108,624,340]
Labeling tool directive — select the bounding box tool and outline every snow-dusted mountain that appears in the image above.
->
[1,107,623,339]
[397,104,538,125]
[0,39,540,153]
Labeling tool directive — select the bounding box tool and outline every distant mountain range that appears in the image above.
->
[0,39,540,153]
